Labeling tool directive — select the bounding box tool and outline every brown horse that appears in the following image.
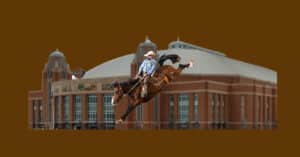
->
[111,54,193,124]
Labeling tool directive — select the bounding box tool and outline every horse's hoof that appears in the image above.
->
[115,119,123,124]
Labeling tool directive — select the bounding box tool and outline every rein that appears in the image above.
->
[126,75,146,95]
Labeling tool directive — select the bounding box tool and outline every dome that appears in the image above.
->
[83,48,277,83]
[49,49,65,58]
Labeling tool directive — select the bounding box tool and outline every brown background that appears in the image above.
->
[0,0,299,156]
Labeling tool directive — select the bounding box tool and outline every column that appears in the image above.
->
[81,94,87,129]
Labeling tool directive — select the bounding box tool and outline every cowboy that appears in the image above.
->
[135,50,158,98]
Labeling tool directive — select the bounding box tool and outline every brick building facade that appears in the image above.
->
[28,38,277,130]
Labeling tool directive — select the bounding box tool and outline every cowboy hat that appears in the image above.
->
[144,50,156,57]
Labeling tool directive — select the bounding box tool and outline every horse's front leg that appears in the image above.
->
[116,100,140,124]
[119,104,136,122]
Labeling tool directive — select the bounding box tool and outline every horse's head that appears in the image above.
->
[111,80,124,106]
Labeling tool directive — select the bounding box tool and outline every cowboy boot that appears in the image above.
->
[141,83,148,98]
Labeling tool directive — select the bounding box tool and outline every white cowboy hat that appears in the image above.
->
[144,50,156,57]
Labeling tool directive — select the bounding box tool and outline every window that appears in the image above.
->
[154,96,159,121]
[32,101,36,128]
[73,95,82,122]
[87,94,97,122]
[215,94,220,128]
[136,105,143,128]
[193,93,199,128]
[241,96,246,128]
[169,95,175,128]
[63,96,69,121]
[178,94,189,128]
[255,96,260,128]
[103,94,115,129]
[211,94,215,127]
[220,95,225,128]
[265,97,270,128]
[55,96,60,123]
[39,100,43,128]
[136,105,143,122]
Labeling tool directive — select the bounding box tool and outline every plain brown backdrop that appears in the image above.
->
[0,0,299,156]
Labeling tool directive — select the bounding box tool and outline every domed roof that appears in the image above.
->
[49,49,65,58]
[83,46,277,83]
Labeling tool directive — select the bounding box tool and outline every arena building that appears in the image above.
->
[28,37,278,130]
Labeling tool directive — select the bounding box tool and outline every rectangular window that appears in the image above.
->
[265,97,270,128]
[193,93,199,128]
[241,95,246,128]
[255,96,260,128]
[103,93,114,129]
[32,101,36,128]
[63,96,69,121]
[169,94,174,128]
[136,104,143,128]
[154,96,159,122]
[215,94,219,127]
[211,93,215,127]
[178,94,189,128]
[39,100,43,128]
[87,94,97,122]
[73,95,82,122]
[220,95,225,128]
[55,96,60,123]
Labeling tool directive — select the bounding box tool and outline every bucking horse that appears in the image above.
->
[111,54,193,124]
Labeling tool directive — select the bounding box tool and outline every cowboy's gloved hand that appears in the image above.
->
[143,73,149,77]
